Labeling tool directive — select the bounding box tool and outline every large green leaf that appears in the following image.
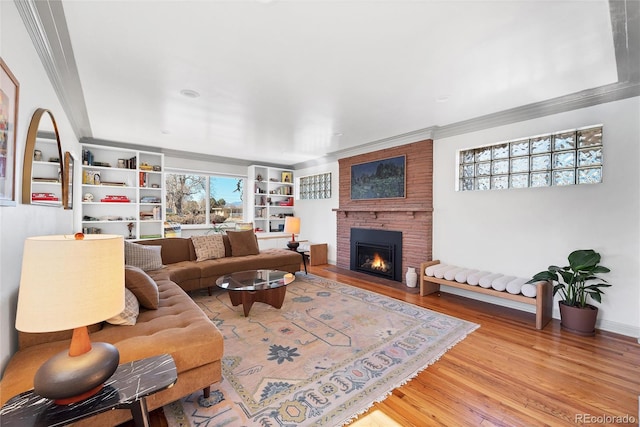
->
[568,249,600,271]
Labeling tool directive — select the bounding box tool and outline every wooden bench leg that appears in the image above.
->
[535,280,554,330]
[419,260,441,296]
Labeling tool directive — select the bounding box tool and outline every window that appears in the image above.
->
[458,125,603,191]
[299,172,332,199]
[165,172,244,226]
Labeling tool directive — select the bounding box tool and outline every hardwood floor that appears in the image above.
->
[137,263,640,427]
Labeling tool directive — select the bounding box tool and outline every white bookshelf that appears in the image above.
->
[247,165,294,234]
[80,144,165,240]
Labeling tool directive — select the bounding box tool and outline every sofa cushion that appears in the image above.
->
[138,237,196,263]
[125,265,159,309]
[191,234,226,261]
[226,230,260,257]
[106,288,139,325]
[124,241,163,271]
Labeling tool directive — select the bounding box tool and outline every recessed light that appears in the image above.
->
[180,89,200,98]
[161,129,171,135]
[436,96,449,103]
[333,132,343,137]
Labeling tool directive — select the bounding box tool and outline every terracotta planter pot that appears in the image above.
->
[559,301,598,336]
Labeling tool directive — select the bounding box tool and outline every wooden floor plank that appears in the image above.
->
[139,264,640,427]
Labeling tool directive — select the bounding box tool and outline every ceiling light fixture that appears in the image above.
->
[180,89,200,99]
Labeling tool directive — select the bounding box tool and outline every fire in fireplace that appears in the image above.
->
[350,228,402,282]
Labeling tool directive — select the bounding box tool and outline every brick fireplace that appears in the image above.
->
[335,139,433,285]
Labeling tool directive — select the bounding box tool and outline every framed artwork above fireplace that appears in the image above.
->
[350,155,405,200]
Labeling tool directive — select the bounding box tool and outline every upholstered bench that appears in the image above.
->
[419,260,553,330]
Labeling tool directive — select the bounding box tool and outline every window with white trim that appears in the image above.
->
[165,172,245,225]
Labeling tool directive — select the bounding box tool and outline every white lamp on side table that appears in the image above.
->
[16,234,124,405]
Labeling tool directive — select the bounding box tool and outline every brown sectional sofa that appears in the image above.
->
[138,234,302,292]
[0,232,301,425]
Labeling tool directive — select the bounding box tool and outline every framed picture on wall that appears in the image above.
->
[0,58,20,206]
[350,155,406,200]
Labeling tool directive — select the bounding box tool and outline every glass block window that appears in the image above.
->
[299,172,332,199]
[458,125,602,191]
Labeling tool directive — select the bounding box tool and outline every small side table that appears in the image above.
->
[0,353,177,427]
[287,247,308,274]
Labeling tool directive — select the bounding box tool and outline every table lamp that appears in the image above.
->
[284,216,300,250]
[15,234,125,405]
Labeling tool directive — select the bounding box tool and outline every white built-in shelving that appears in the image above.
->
[247,165,294,234]
[80,144,165,240]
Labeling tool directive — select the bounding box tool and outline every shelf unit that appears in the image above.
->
[247,165,294,234]
[80,144,165,240]
[30,136,63,206]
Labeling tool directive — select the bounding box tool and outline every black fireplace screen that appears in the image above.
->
[350,228,402,282]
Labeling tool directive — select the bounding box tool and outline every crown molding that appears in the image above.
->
[14,0,92,139]
[80,137,291,169]
[19,0,639,172]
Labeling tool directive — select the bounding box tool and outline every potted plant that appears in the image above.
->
[528,249,611,336]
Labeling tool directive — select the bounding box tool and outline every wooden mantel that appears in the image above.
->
[332,207,433,219]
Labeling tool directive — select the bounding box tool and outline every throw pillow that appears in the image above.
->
[191,234,226,261]
[226,230,260,257]
[106,288,139,326]
[125,265,159,309]
[124,240,163,271]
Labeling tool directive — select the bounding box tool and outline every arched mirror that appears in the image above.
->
[21,108,67,207]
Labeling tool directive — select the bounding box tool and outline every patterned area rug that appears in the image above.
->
[164,273,478,426]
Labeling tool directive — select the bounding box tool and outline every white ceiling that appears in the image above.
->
[57,0,620,165]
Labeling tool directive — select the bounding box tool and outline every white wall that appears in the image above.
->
[293,162,340,264]
[1,2,78,375]
[433,97,640,338]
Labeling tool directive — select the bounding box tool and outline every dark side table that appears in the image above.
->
[287,247,308,274]
[0,353,177,427]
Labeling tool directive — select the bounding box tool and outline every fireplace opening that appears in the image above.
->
[356,242,393,278]
[350,228,402,282]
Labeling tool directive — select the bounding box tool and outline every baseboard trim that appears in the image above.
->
[440,285,639,340]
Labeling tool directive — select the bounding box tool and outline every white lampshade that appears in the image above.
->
[284,217,300,235]
[16,234,125,333]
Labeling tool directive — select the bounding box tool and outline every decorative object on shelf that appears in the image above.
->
[256,174,263,182]
[528,249,611,336]
[15,234,124,404]
[127,222,135,239]
[83,192,94,202]
[0,58,19,207]
[21,108,65,206]
[101,195,130,202]
[31,192,59,201]
[406,267,418,288]
[284,216,301,250]
[33,150,42,161]
[351,155,406,200]
[281,171,292,183]
[153,165,161,171]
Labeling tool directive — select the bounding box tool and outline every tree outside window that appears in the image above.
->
[166,173,244,226]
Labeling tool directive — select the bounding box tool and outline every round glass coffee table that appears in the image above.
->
[216,270,295,317]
